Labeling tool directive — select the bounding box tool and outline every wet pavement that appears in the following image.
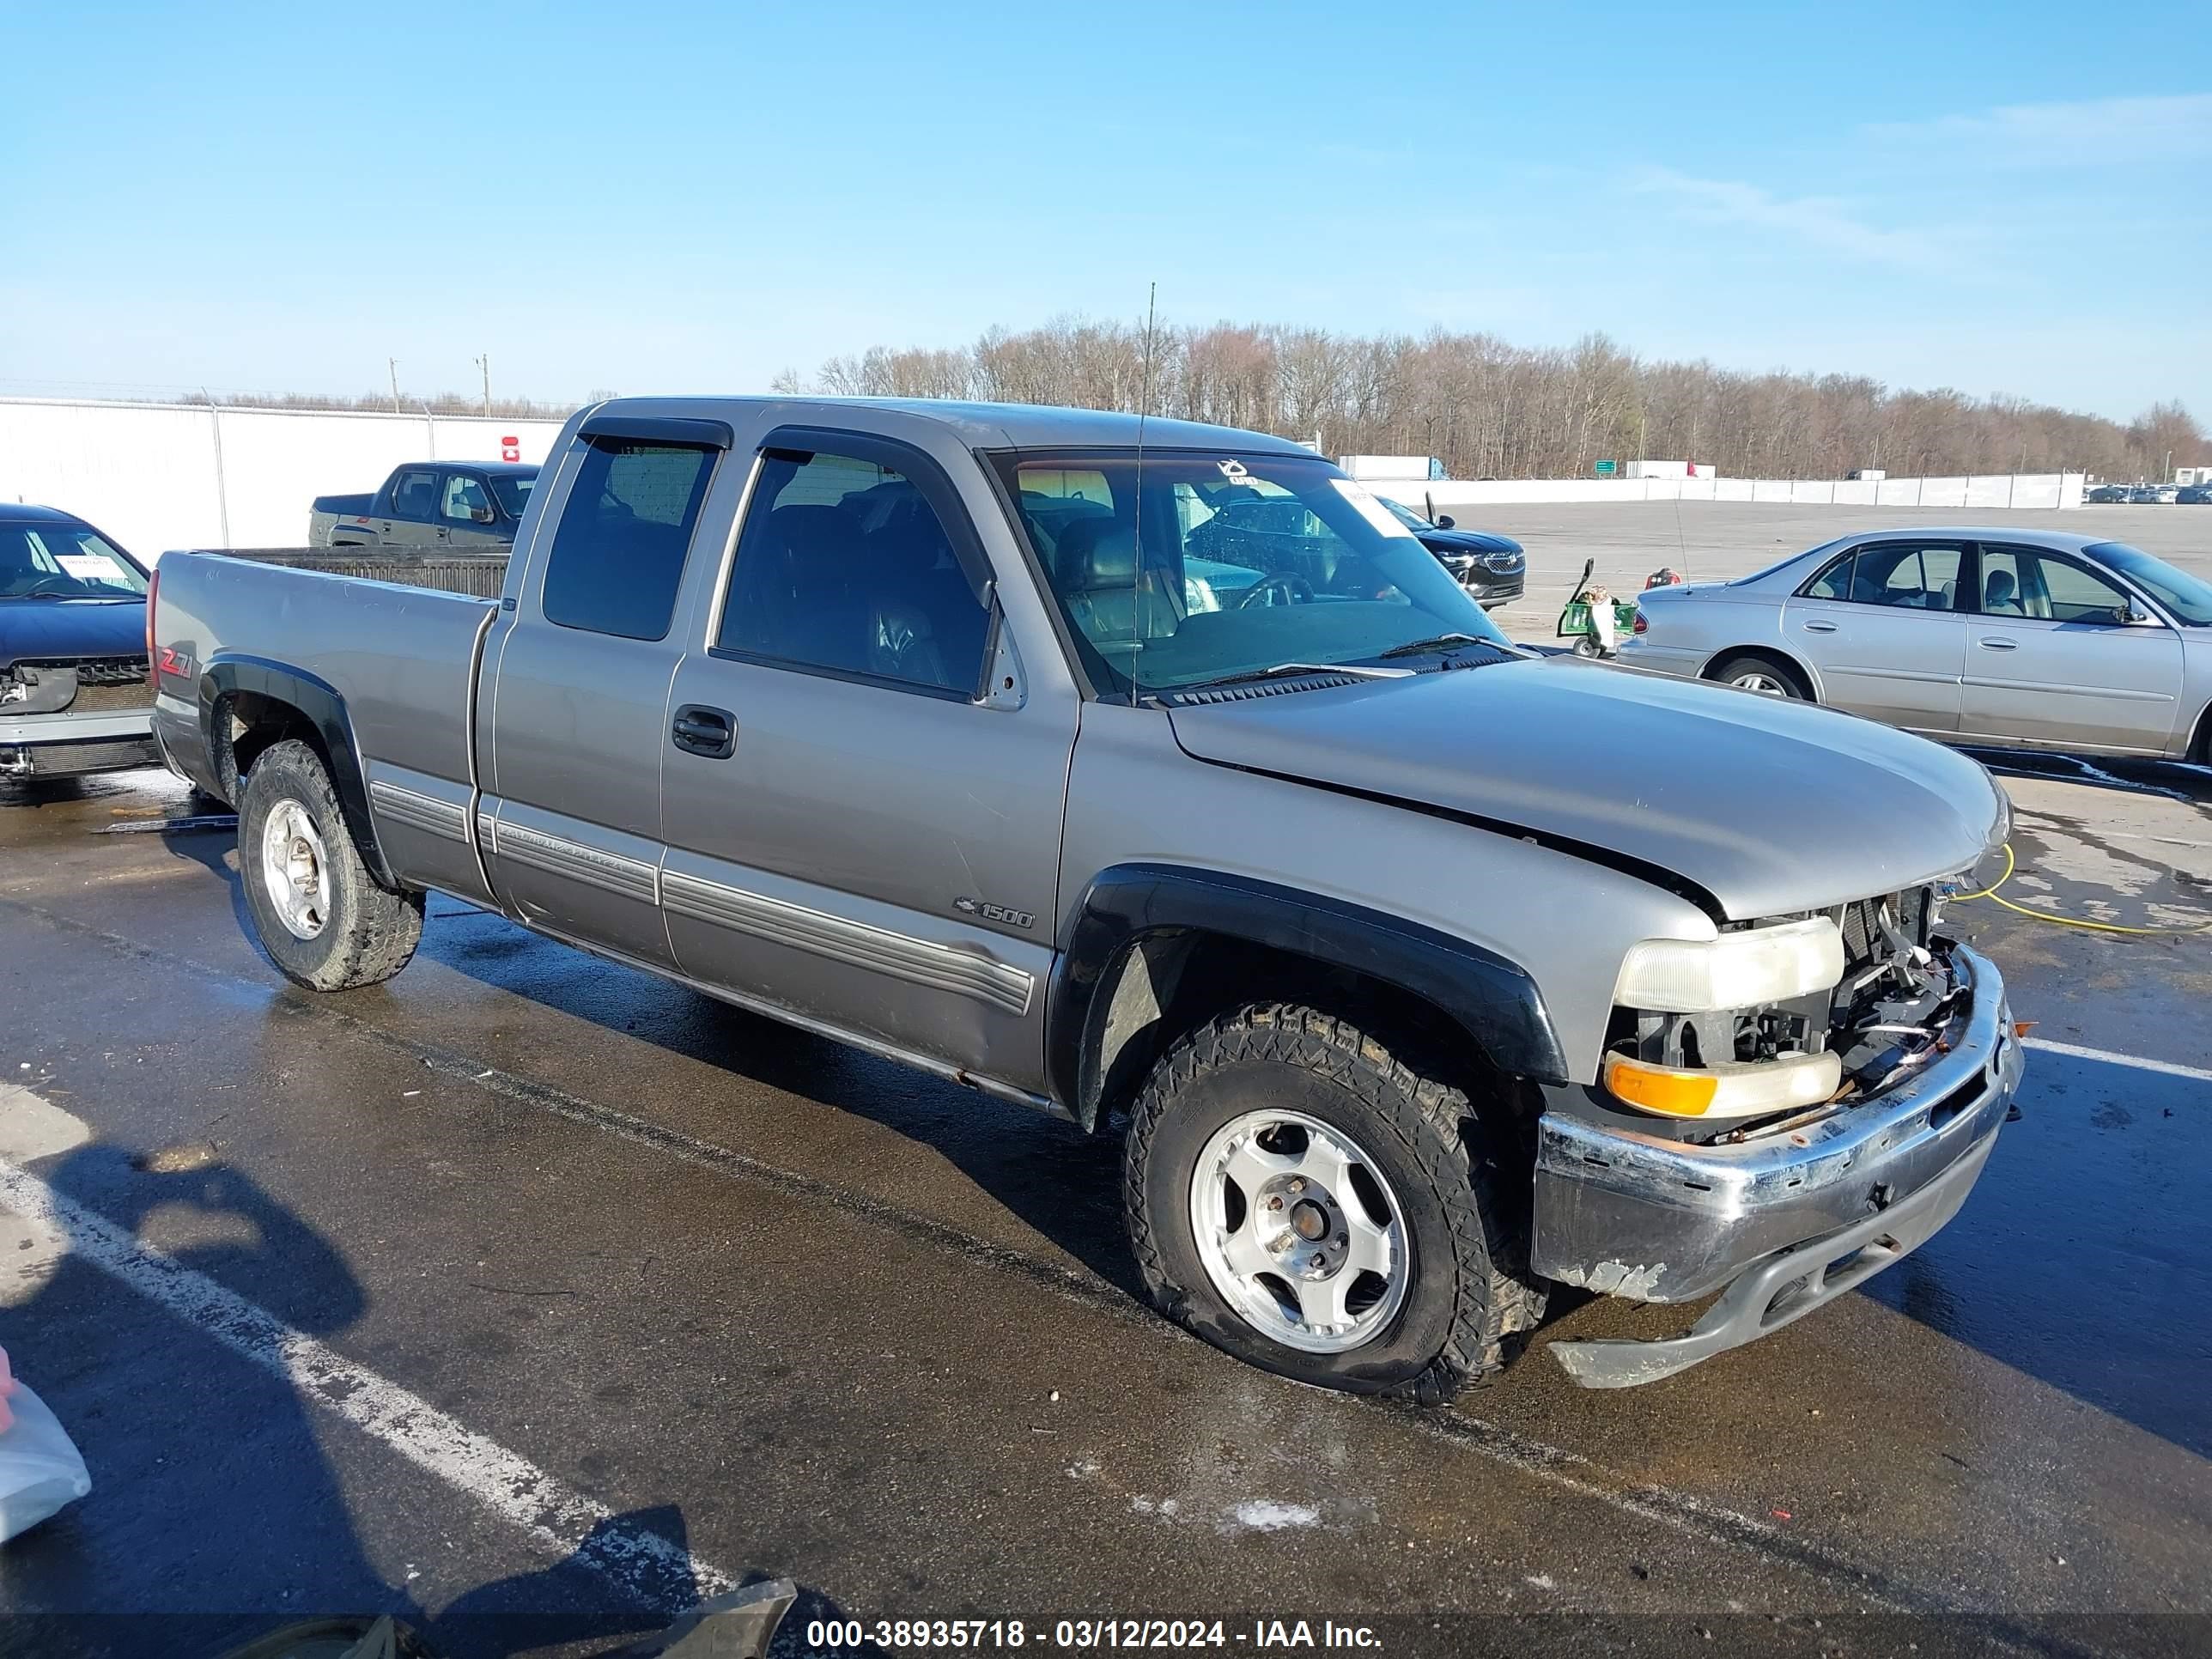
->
[1,759,2208,1659]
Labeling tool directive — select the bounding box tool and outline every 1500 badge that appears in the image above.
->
[954,897,1036,929]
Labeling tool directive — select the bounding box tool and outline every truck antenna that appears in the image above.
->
[1128,282,1158,707]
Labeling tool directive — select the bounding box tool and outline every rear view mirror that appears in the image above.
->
[471,504,496,524]
[1436,515,1456,530]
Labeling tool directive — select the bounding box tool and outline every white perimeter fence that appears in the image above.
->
[0,397,569,561]
[1376,471,2085,515]
[1,396,2085,563]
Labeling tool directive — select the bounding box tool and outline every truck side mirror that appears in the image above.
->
[1436,514,1455,530]
[471,504,496,524]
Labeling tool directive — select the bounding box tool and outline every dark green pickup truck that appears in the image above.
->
[308,460,539,550]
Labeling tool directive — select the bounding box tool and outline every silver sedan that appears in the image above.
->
[1619,527,2212,761]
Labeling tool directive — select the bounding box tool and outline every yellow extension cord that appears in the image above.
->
[1953,842,2212,936]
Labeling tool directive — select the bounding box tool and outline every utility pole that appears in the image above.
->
[387,358,401,414]
[475,354,491,416]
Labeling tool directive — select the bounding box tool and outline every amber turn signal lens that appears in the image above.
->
[1603,1054,1721,1117]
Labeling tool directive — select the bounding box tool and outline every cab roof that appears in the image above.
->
[593,396,1318,455]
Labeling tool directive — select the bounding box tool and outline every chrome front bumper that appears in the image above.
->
[1531,943,2021,1386]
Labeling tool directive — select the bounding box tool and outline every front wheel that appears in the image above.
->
[1122,1004,1544,1404]
[238,738,423,991]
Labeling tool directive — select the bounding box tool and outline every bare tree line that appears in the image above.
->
[775,318,2208,483]
[165,389,578,420]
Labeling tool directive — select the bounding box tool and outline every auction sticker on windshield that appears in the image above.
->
[57,554,128,583]
[1328,477,1419,539]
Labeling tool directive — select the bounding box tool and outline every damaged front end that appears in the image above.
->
[1,655,159,777]
[1601,884,1972,1140]
[1527,879,2024,1388]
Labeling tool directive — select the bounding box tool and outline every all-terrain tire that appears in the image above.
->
[1709,653,1812,700]
[238,738,422,991]
[1122,1003,1545,1404]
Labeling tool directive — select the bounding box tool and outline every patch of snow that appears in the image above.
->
[1226,1499,1320,1533]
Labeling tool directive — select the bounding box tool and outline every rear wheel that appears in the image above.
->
[1123,1004,1543,1404]
[1710,653,1811,700]
[238,738,422,991]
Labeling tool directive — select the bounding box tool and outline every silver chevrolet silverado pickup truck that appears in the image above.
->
[152,398,2024,1398]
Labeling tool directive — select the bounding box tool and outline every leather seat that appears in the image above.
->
[854,526,949,688]
[736,505,868,666]
[1054,519,1180,647]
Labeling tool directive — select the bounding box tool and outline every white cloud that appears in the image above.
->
[1863,94,2212,169]
[1626,167,1949,270]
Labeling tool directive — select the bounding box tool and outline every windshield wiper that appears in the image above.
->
[1182,660,1413,693]
[1374,632,1509,660]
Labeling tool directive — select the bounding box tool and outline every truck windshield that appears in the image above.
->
[0,526,149,599]
[993,449,1507,696]
[489,471,538,517]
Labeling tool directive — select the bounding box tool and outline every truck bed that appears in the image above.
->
[151,553,498,903]
[308,493,377,547]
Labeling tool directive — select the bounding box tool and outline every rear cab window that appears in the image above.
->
[538,440,719,641]
[388,469,440,521]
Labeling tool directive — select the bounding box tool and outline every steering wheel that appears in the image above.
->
[19,575,76,597]
[1235,571,1317,610]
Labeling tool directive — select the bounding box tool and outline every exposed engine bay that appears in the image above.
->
[1,657,153,714]
[1613,884,1967,1142]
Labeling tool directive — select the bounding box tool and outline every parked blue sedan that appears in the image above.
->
[1,505,160,780]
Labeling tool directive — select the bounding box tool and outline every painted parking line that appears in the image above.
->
[0,1096,734,1614]
[2022,1037,2212,1087]
[0,897,2100,1639]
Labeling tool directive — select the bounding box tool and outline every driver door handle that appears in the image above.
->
[1978,638,2019,651]
[672,704,736,759]
[1802,620,1838,633]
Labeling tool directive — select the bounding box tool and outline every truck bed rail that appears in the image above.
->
[175,548,510,599]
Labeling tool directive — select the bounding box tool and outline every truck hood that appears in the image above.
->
[1165,657,2007,921]
[1,598,148,671]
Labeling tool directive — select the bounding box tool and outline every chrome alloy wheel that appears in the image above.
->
[260,798,332,940]
[1188,1109,1410,1353]
[1728,668,1792,695]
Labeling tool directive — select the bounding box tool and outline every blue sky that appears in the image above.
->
[3,1,2207,422]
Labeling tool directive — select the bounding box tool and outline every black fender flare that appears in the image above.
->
[1047,864,1569,1130]
[199,654,396,888]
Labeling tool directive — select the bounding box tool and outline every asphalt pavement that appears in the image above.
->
[3,506,2210,1657]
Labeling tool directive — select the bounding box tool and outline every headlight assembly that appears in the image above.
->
[1613,917,1844,1014]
